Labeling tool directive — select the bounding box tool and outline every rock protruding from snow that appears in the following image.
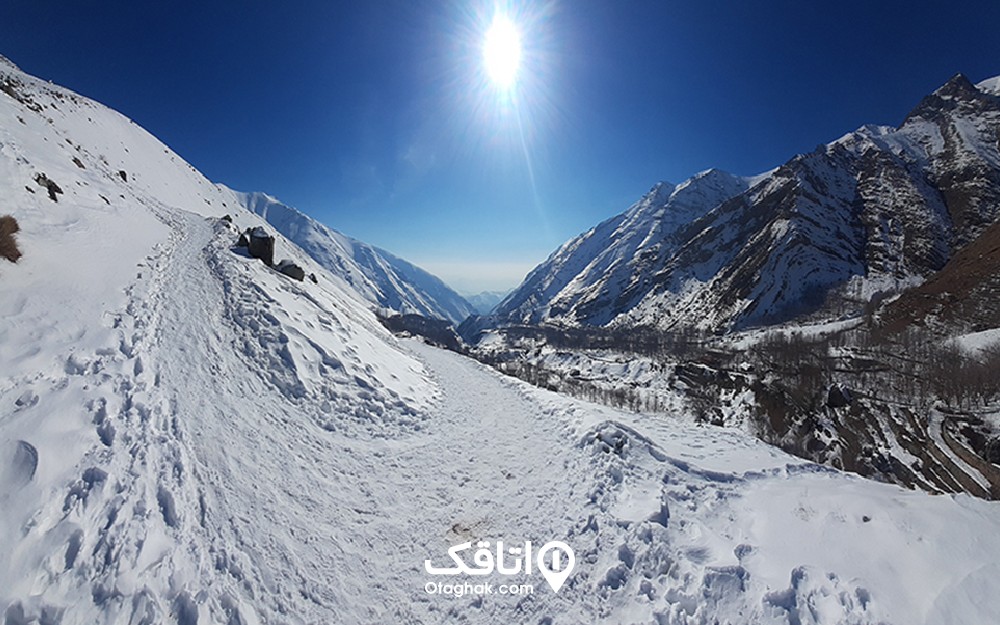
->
[826,384,853,408]
[247,226,275,266]
[275,259,305,281]
[33,172,63,202]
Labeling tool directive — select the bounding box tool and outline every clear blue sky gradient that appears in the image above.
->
[3,1,1000,292]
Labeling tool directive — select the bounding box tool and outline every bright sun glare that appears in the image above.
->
[483,14,522,88]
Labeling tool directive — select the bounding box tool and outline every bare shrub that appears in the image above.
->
[0,215,21,262]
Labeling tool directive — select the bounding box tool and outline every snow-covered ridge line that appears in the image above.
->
[229,189,476,325]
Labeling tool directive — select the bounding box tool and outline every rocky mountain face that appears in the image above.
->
[495,169,756,326]
[493,73,1000,333]
[233,190,476,325]
[880,218,1000,335]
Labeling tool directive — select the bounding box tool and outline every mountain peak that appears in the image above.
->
[633,181,676,210]
[933,73,978,99]
[693,167,732,179]
[903,72,995,125]
[648,180,675,196]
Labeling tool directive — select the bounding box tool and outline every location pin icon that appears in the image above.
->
[536,541,575,593]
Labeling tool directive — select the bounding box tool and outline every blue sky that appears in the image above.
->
[3,1,1000,293]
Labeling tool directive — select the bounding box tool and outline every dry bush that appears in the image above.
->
[0,214,22,262]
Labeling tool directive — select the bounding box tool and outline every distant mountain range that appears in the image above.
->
[492,73,1000,335]
[463,290,509,315]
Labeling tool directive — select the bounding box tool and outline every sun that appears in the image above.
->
[483,13,522,89]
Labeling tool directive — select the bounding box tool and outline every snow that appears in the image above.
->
[954,327,1000,353]
[4,52,1000,625]
[975,74,1000,96]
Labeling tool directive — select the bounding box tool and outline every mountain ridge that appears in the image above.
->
[230,189,476,325]
[491,72,1000,333]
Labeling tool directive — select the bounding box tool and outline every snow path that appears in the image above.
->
[92,208,596,624]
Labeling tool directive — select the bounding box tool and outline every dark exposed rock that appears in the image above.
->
[826,384,853,408]
[34,172,63,201]
[276,259,305,281]
[247,227,274,266]
[117,170,128,182]
[879,220,1000,335]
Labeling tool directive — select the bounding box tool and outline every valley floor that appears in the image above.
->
[3,207,1000,625]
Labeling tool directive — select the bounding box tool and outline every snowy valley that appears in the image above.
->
[2,53,1000,625]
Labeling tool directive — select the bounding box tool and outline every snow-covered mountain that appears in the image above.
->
[495,169,758,326]
[5,54,1000,625]
[232,190,476,325]
[464,289,510,315]
[494,73,1000,332]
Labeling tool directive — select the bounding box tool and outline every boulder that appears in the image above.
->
[276,259,305,281]
[247,226,274,266]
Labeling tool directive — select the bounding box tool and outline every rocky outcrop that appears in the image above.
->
[276,259,305,281]
[246,227,274,267]
[378,313,462,352]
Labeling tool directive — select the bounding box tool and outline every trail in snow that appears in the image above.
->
[24,203,594,624]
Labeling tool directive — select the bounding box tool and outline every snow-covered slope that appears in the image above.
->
[5,54,1000,625]
[495,73,1000,332]
[232,190,476,325]
[0,53,431,619]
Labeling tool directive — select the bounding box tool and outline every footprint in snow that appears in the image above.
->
[1,440,38,490]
